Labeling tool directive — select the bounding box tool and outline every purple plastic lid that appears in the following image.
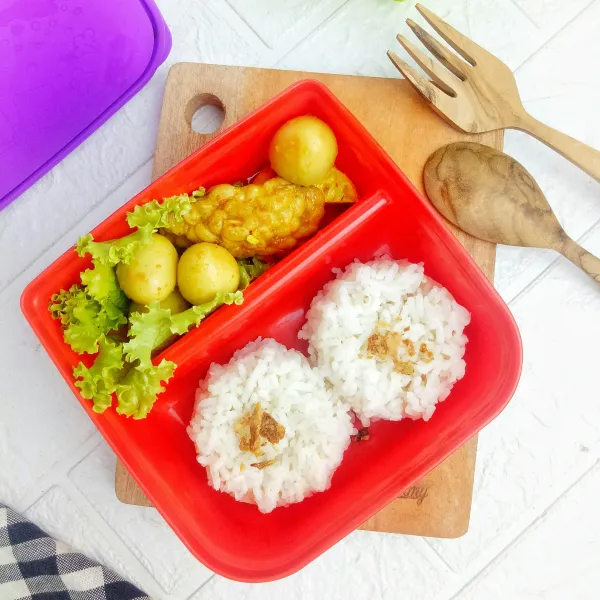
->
[0,0,171,211]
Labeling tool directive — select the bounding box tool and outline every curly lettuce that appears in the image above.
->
[80,261,129,321]
[115,360,175,419]
[123,303,173,367]
[126,189,205,231]
[76,227,154,267]
[238,258,269,290]
[49,281,126,354]
[123,290,244,364]
[73,336,124,413]
[170,291,244,335]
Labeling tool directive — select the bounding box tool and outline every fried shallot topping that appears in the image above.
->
[237,402,264,456]
[250,459,276,470]
[235,403,286,467]
[394,361,415,376]
[353,427,370,442]
[419,343,434,363]
[260,411,286,444]
[367,331,402,360]
[402,338,416,357]
[365,328,437,377]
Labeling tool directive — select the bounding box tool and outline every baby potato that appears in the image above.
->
[269,116,338,186]
[129,288,190,315]
[116,234,178,304]
[177,242,240,305]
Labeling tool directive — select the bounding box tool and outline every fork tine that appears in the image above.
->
[387,50,454,114]
[396,34,458,97]
[416,3,485,66]
[406,19,468,81]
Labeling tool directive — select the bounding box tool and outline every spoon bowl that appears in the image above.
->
[424,142,600,283]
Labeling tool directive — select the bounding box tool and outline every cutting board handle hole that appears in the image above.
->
[186,94,225,134]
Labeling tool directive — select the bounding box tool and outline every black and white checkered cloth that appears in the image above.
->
[0,503,151,600]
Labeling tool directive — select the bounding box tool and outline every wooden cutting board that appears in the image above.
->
[115,63,502,538]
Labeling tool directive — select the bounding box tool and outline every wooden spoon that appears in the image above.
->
[424,142,600,283]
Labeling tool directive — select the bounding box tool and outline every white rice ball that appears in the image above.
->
[299,258,471,425]
[188,338,355,513]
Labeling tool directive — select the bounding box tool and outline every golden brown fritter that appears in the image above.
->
[161,178,326,258]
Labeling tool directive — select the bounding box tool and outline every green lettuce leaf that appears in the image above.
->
[123,290,244,365]
[237,258,269,290]
[64,305,111,354]
[80,261,129,323]
[126,189,205,230]
[49,261,129,355]
[49,285,122,354]
[49,284,85,326]
[123,302,173,367]
[73,336,124,413]
[170,291,244,335]
[76,226,154,266]
[115,360,176,419]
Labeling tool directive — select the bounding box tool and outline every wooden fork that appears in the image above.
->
[388,3,600,182]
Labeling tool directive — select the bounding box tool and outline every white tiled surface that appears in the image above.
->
[1,0,599,598]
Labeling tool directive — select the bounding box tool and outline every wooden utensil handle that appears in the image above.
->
[517,114,600,183]
[561,238,600,283]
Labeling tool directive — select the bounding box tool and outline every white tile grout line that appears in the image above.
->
[218,0,274,49]
[446,459,600,600]
[506,0,541,29]
[512,0,597,74]
[203,0,270,54]
[426,453,599,599]
[419,216,600,591]
[59,478,174,600]
[219,0,351,51]
[13,430,216,600]
[185,574,217,600]
[408,534,456,576]
[17,433,105,514]
[273,0,352,68]
[269,0,353,68]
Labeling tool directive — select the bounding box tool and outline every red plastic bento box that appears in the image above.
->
[21,80,522,582]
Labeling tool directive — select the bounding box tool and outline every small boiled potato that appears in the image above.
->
[116,234,178,304]
[129,288,191,315]
[269,116,338,186]
[177,242,240,305]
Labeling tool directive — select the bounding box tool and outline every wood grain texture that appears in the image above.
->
[115,62,503,538]
[561,239,600,283]
[388,3,600,182]
[424,142,600,284]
